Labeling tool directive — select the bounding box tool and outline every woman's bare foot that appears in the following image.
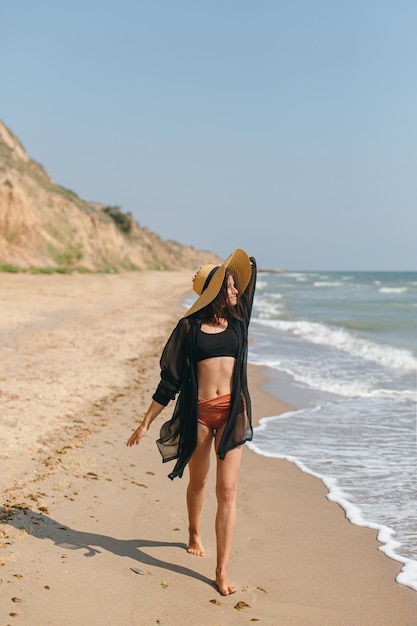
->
[187,531,205,557]
[215,571,237,596]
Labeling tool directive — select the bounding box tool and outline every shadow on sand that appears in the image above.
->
[1,506,214,590]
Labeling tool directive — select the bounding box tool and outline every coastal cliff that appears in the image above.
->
[0,120,219,272]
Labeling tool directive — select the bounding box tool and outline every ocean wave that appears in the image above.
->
[286,272,309,282]
[313,281,344,287]
[287,272,309,278]
[277,365,372,397]
[248,351,417,400]
[257,292,283,301]
[255,318,417,373]
[379,287,409,294]
[255,300,285,319]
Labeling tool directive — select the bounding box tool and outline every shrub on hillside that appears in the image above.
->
[102,205,133,235]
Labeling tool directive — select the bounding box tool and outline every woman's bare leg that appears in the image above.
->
[186,423,213,556]
[214,427,243,595]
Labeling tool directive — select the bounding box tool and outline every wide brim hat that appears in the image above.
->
[183,248,251,318]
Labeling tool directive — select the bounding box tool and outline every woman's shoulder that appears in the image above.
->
[173,315,197,335]
[177,314,197,327]
[162,316,194,355]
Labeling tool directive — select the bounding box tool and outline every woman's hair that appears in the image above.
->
[197,269,243,324]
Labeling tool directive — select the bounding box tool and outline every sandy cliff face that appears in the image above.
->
[0,121,219,271]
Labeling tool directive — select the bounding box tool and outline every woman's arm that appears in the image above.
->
[239,256,257,325]
[126,318,190,447]
[152,318,189,405]
[126,399,165,446]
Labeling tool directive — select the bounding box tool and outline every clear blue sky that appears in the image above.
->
[2,1,416,270]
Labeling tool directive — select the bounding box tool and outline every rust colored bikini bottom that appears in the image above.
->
[197,394,232,431]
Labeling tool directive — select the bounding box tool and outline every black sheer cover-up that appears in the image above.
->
[153,258,257,480]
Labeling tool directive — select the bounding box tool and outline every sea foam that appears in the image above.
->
[254,318,417,373]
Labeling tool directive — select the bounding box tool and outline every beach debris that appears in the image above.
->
[146,471,155,475]
[85,472,99,480]
[11,597,23,603]
[12,574,23,579]
[130,567,145,575]
[131,481,148,488]
[160,581,169,589]
[9,612,18,617]
[27,491,46,502]
[234,601,251,611]
[209,598,224,606]
[44,585,50,590]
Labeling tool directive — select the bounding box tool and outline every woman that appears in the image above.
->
[127,248,257,595]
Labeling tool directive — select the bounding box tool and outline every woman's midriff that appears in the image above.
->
[196,356,235,400]
[197,394,232,430]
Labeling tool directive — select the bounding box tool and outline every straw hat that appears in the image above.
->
[183,248,251,317]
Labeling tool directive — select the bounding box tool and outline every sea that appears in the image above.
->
[245,270,417,592]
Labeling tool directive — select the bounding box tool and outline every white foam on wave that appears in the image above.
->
[248,351,372,397]
[256,318,417,373]
[313,281,344,287]
[287,272,309,279]
[249,351,417,401]
[247,414,417,592]
[285,272,310,282]
[367,388,417,402]
[257,292,283,303]
[379,287,409,294]
[255,299,285,319]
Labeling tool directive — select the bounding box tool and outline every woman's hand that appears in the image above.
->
[126,423,147,447]
[192,267,201,284]
[126,400,164,448]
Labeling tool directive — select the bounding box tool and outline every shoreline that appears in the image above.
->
[247,365,417,592]
[1,272,416,625]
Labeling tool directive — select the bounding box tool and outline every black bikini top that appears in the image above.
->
[195,324,238,362]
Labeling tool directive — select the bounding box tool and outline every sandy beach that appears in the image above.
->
[1,272,416,626]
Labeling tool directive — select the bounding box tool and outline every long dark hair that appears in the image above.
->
[197,269,243,324]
